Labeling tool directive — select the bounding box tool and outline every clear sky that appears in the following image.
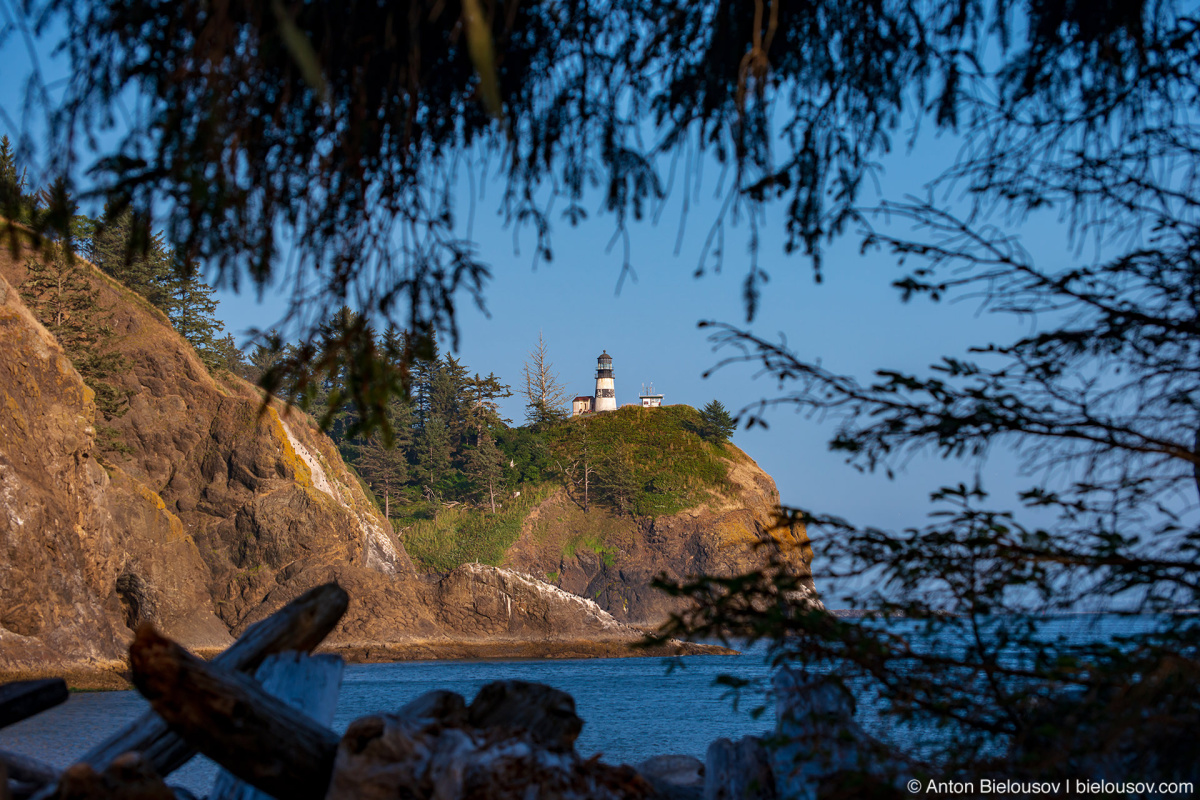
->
[0,23,1066,556]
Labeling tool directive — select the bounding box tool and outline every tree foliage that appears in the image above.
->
[16,0,1150,425]
[520,331,569,426]
[696,399,737,444]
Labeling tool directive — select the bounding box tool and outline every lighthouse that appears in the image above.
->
[594,351,617,412]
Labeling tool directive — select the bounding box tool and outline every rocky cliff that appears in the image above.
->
[502,446,814,625]
[0,238,808,685]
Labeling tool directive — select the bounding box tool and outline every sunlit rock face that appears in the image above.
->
[0,241,806,682]
[502,451,818,626]
[0,243,410,674]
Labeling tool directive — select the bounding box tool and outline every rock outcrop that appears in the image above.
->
[0,241,735,683]
[502,451,815,626]
[0,268,230,675]
[234,562,724,660]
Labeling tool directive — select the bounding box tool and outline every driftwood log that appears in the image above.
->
[23,583,348,800]
[0,681,68,731]
[1,750,58,800]
[208,651,344,800]
[129,627,341,800]
[769,668,909,800]
[704,737,775,800]
[324,685,656,800]
[75,582,348,778]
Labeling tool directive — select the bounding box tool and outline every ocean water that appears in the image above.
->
[0,647,776,792]
[1,614,1182,794]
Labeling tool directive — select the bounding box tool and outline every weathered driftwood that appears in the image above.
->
[4,739,60,799]
[395,689,468,725]
[636,755,704,800]
[1,751,58,789]
[704,737,775,800]
[52,752,176,800]
[129,626,341,800]
[0,680,68,731]
[769,668,909,800]
[74,582,348,778]
[209,651,344,800]
[325,686,654,800]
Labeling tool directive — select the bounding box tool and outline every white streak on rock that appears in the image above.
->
[279,419,402,576]
[280,420,343,504]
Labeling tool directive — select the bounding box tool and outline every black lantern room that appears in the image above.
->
[596,351,613,379]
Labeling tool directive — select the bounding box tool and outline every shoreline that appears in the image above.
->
[0,638,737,691]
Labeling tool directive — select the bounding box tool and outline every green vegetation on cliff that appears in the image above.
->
[391,405,738,572]
[546,405,734,517]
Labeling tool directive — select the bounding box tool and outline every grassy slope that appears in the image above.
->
[398,404,737,572]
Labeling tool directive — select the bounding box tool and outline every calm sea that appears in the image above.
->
[1,615,1179,794]
[0,647,775,791]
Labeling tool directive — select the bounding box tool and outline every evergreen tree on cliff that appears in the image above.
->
[465,372,512,440]
[167,264,225,368]
[0,135,34,226]
[521,332,568,426]
[356,390,414,518]
[91,206,173,312]
[21,239,130,424]
[696,400,737,444]
[465,429,505,513]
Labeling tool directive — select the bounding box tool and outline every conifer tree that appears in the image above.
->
[167,264,225,366]
[209,333,250,376]
[20,242,129,421]
[410,340,440,426]
[244,333,285,385]
[696,400,737,444]
[91,207,172,312]
[415,413,454,497]
[0,135,33,224]
[431,355,471,448]
[357,397,413,518]
[521,331,569,426]
[465,372,513,439]
[466,430,505,513]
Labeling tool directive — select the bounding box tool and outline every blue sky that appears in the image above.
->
[0,23,1066,562]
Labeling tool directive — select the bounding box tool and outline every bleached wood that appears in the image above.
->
[24,582,349,800]
[0,680,68,730]
[129,627,340,800]
[209,651,343,800]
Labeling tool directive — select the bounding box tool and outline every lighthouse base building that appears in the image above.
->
[571,351,617,416]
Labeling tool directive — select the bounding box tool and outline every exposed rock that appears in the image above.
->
[0,269,229,675]
[52,753,175,800]
[231,562,726,659]
[503,453,818,626]
[0,239,769,683]
[467,680,582,753]
[325,694,656,800]
[637,755,705,800]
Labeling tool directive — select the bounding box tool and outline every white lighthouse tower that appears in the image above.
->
[593,351,617,412]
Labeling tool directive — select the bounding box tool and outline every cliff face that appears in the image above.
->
[502,447,814,625]
[0,242,421,676]
[0,269,229,672]
[0,239,810,681]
